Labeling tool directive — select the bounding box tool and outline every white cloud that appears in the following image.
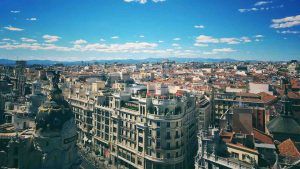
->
[277,30,300,34]
[111,36,119,39]
[241,37,252,43]
[124,0,147,4]
[194,43,208,47]
[152,0,166,2]
[26,18,37,21]
[173,37,181,41]
[21,38,37,43]
[220,38,240,44]
[254,1,272,6]
[79,42,159,52]
[172,43,180,47]
[239,4,283,13]
[239,8,258,13]
[203,48,236,55]
[194,35,253,46]
[100,38,106,42]
[271,15,300,29]
[0,42,70,51]
[139,35,145,38]
[0,36,160,53]
[72,39,87,45]
[254,35,264,38]
[10,10,20,13]
[4,25,24,31]
[0,40,205,58]
[195,35,219,44]
[212,48,236,53]
[194,25,205,29]
[0,35,207,58]
[158,40,164,43]
[43,35,61,43]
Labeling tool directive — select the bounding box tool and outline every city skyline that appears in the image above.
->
[0,0,300,61]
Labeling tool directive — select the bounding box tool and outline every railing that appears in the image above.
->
[202,152,253,169]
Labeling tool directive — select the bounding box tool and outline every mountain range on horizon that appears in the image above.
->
[0,57,260,66]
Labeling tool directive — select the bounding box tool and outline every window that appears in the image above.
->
[157,122,160,127]
[167,142,170,149]
[138,146,143,152]
[157,152,161,158]
[167,122,170,127]
[138,158,142,165]
[138,136,143,143]
[232,152,239,159]
[176,131,179,138]
[166,132,171,139]
[156,141,161,148]
[157,130,160,138]
[167,153,171,158]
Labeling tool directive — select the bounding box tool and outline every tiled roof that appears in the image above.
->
[278,138,300,158]
[258,92,277,104]
[291,79,300,89]
[253,128,274,144]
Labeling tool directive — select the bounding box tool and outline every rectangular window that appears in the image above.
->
[138,146,143,152]
[157,130,160,138]
[138,136,143,143]
[157,152,161,158]
[166,132,171,139]
[156,141,161,148]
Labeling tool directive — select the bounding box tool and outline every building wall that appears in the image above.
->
[69,93,197,169]
[227,144,259,164]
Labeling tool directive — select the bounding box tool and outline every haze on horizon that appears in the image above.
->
[0,0,300,61]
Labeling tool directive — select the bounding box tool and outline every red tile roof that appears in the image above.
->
[291,79,300,89]
[278,139,300,158]
[253,128,274,144]
[258,92,277,104]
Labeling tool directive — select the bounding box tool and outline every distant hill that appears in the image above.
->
[0,57,249,66]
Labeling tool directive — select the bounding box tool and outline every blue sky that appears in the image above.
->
[0,0,299,61]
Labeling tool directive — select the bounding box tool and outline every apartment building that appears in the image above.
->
[213,92,276,132]
[69,85,197,169]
